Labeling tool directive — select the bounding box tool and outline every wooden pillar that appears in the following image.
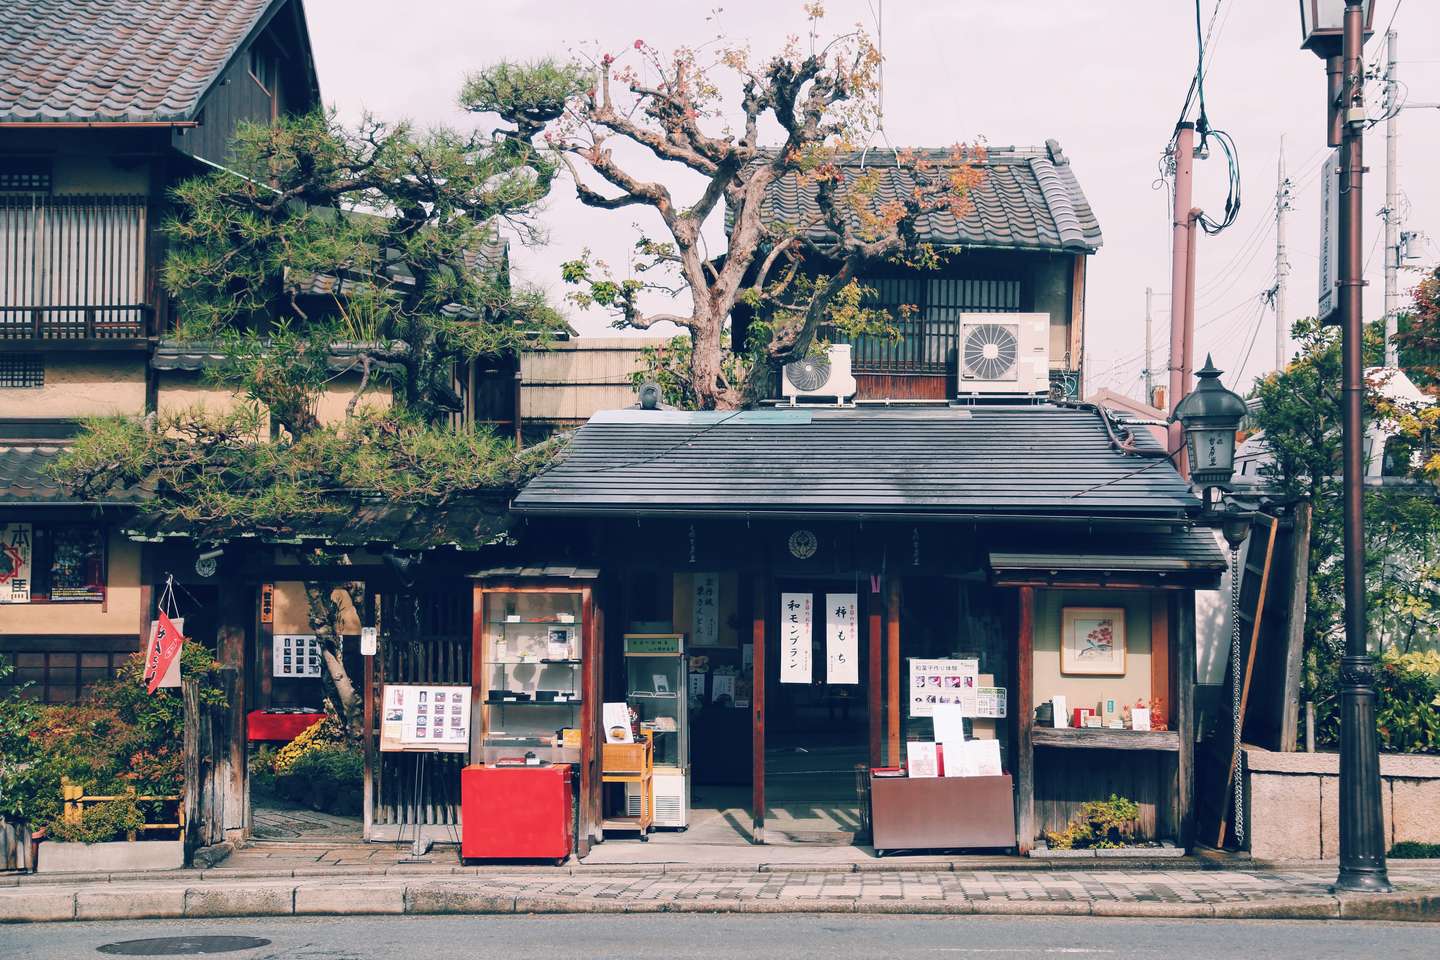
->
[1015,586,1036,854]
[215,574,250,842]
[867,583,882,770]
[580,584,599,858]
[361,585,376,842]
[751,572,766,844]
[1173,590,1197,849]
[182,677,200,863]
[886,577,901,766]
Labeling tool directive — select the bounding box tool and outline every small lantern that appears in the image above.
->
[1299,0,1375,54]
[1173,355,1247,489]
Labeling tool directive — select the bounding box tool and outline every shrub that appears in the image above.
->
[1310,648,1440,754]
[275,745,363,815]
[1045,794,1141,850]
[46,798,145,845]
[1390,840,1440,859]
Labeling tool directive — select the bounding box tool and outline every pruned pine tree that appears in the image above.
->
[464,5,984,409]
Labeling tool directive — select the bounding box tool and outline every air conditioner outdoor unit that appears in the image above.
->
[956,313,1051,397]
[781,343,857,404]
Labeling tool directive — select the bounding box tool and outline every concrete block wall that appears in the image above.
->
[1243,747,1440,860]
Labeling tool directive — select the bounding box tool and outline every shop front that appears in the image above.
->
[479,406,1226,857]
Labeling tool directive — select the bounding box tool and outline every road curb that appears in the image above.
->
[3,882,1438,924]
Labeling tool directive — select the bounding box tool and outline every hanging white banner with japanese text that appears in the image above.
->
[779,592,812,684]
[0,523,33,604]
[691,572,720,647]
[825,593,858,685]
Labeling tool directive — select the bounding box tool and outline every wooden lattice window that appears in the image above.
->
[0,355,44,388]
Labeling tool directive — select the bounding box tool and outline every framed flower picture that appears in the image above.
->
[1061,607,1127,676]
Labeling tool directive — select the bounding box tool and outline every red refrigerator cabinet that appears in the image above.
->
[461,764,573,862]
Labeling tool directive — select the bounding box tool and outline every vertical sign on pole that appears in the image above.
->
[0,522,33,603]
[692,572,719,647]
[1318,148,1341,323]
[825,593,858,685]
[779,592,812,684]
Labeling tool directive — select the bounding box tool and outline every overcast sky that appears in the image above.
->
[306,0,1439,402]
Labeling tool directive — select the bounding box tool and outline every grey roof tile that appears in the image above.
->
[0,0,276,123]
[514,405,1193,520]
[748,141,1102,253]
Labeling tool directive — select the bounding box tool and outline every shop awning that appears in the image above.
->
[988,527,1227,587]
[514,406,1201,523]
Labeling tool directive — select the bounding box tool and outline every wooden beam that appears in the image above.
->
[1279,503,1312,752]
[1015,586,1036,854]
[1150,592,1170,711]
[580,584,598,858]
[1174,591,1197,849]
[361,586,376,842]
[868,582,882,770]
[1069,254,1087,371]
[751,572,766,845]
[886,577,901,766]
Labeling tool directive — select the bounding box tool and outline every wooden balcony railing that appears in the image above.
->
[0,195,151,344]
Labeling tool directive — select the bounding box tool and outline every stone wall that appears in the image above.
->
[1242,746,1440,860]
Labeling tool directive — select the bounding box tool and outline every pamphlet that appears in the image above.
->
[603,702,633,743]
[907,741,939,778]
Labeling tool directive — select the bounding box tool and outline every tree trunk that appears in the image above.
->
[304,581,361,734]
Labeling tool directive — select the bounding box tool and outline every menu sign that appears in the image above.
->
[908,657,979,718]
[692,572,720,647]
[273,634,323,678]
[380,684,471,753]
[779,592,812,684]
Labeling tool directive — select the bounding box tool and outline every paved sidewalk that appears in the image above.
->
[3,861,1438,924]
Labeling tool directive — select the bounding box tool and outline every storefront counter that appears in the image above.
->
[460,763,573,863]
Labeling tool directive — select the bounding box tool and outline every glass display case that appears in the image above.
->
[623,633,689,828]
[479,589,584,766]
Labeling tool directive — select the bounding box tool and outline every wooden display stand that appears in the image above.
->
[601,730,653,840]
[870,772,1016,855]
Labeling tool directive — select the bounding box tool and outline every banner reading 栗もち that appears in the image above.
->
[779,592,812,684]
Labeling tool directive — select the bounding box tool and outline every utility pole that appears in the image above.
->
[1383,28,1400,367]
[1144,286,1154,406]
[1167,122,1199,470]
[1275,143,1292,372]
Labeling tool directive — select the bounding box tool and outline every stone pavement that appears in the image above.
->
[3,855,1439,923]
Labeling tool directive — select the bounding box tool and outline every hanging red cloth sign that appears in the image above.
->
[146,610,186,694]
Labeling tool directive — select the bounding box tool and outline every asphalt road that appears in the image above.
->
[4,915,1440,960]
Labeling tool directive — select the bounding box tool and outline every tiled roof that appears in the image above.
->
[514,405,1196,521]
[0,0,275,122]
[0,444,141,504]
[751,140,1102,253]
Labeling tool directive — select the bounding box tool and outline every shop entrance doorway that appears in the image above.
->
[763,580,870,843]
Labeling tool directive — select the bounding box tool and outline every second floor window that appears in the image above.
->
[1,522,107,604]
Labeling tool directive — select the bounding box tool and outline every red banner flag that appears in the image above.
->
[146,611,185,694]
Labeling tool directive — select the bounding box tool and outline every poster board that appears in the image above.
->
[273,634,323,678]
[691,572,720,647]
[380,684,471,753]
[908,657,978,717]
[0,522,33,603]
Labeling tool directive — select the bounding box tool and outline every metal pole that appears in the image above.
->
[1167,123,1196,464]
[1335,0,1390,894]
[1275,144,1291,372]
[1144,286,1154,406]
[1383,29,1400,368]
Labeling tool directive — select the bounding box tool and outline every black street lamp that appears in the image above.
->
[1298,0,1391,893]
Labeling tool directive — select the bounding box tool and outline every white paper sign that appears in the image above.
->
[712,673,736,704]
[1052,695,1068,728]
[907,741,939,778]
[692,572,720,647]
[780,592,812,684]
[950,739,1003,778]
[932,702,968,747]
[824,593,859,685]
[0,522,33,603]
[1132,707,1152,731]
[688,672,706,697]
[274,635,323,678]
[908,657,979,717]
[603,702,633,743]
[975,686,1008,719]
[360,626,378,656]
[380,684,470,753]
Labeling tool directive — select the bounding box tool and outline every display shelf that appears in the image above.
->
[486,618,578,625]
[486,699,583,706]
[488,659,581,665]
[1031,726,1180,752]
[629,691,678,700]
